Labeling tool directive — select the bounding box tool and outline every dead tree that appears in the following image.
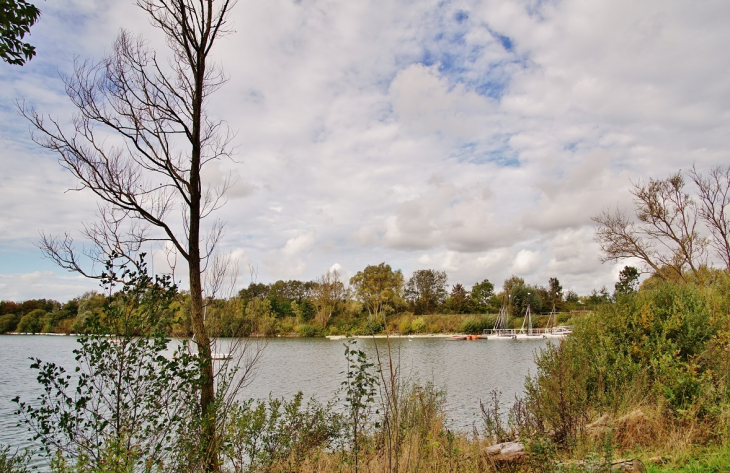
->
[593,171,709,281]
[21,1,237,470]
[688,164,730,270]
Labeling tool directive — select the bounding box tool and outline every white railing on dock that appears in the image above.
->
[482,326,573,337]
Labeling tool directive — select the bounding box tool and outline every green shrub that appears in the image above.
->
[411,316,426,333]
[296,324,319,337]
[459,315,494,334]
[0,314,20,333]
[223,393,344,472]
[521,279,729,449]
[399,318,413,334]
[17,309,46,333]
[0,446,32,473]
[361,318,384,335]
[14,260,200,472]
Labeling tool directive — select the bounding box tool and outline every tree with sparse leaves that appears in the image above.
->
[404,269,447,314]
[594,166,730,281]
[311,269,346,327]
[14,257,201,472]
[0,0,40,65]
[20,1,239,470]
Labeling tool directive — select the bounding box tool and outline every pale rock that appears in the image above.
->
[483,441,527,463]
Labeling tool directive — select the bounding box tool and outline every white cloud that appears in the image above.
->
[281,230,316,258]
[511,249,542,276]
[2,0,730,300]
[0,271,97,302]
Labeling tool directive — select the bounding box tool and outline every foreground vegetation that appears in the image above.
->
[3,268,730,472]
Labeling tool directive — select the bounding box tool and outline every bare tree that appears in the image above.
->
[20,1,238,470]
[688,164,730,270]
[593,171,709,281]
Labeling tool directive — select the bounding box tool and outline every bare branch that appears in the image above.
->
[37,232,104,279]
[593,170,716,281]
[689,164,730,270]
[592,207,667,276]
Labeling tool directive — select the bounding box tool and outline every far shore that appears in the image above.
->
[5,332,75,336]
[325,333,453,340]
[2,332,460,339]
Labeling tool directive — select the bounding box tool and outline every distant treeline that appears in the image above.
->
[0,265,626,337]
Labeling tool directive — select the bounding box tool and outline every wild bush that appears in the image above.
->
[459,315,495,334]
[0,446,32,473]
[399,317,413,335]
[17,309,47,333]
[521,279,730,451]
[14,258,201,472]
[223,393,344,473]
[361,318,384,335]
[0,313,20,333]
[296,324,320,338]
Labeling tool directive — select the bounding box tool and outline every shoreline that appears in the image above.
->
[325,333,453,340]
[2,332,460,339]
[2,331,566,340]
[5,332,75,336]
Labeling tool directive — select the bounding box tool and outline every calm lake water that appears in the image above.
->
[0,334,550,456]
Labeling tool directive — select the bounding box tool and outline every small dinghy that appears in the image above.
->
[445,334,480,341]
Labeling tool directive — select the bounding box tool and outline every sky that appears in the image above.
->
[1,0,730,302]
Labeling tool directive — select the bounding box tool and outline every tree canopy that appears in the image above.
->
[470,279,495,313]
[350,263,404,321]
[404,269,447,314]
[0,0,40,65]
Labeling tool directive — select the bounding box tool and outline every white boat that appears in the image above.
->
[480,326,572,340]
[480,300,572,340]
[211,353,232,360]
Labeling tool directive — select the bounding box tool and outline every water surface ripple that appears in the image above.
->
[1,335,550,455]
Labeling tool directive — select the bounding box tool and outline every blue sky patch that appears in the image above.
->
[415,4,524,102]
[450,139,520,168]
[564,141,580,152]
[454,10,469,24]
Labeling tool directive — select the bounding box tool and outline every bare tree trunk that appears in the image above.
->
[21,1,238,471]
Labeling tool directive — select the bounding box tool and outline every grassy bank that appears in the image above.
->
[497,274,730,471]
